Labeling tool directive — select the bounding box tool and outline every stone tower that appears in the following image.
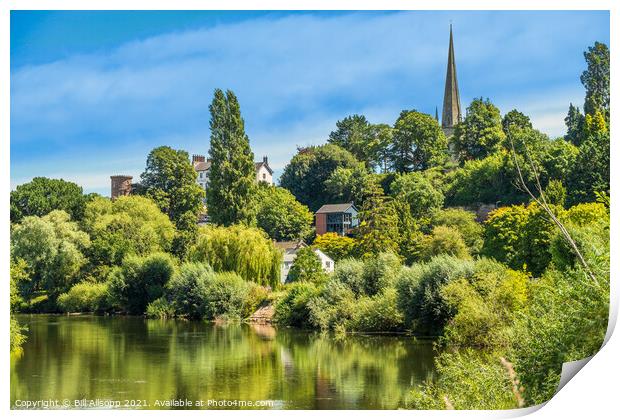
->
[110,175,133,199]
[441,24,462,137]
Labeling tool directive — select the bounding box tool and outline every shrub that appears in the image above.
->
[349,288,404,332]
[288,247,326,283]
[396,255,475,335]
[313,232,357,261]
[431,208,483,254]
[390,171,444,220]
[307,280,356,331]
[273,282,321,328]
[107,252,177,314]
[189,225,282,288]
[418,226,471,261]
[405,350,518,409]
[57,282,110,313]
[166,262,212,319]
[146,297,176,319]
[331,258,365,297]
[204,272,251,320]
[361,252,402,296]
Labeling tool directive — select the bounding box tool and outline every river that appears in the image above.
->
[11,314,436,409]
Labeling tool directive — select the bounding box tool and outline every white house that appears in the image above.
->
[192,154,273,191]
[274,240,335,284]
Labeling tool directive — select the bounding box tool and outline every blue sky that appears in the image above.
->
[10,10,610,196]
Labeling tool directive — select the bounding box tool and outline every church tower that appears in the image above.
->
[441,24,461,137]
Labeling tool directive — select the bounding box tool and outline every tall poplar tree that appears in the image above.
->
[206,89,257,226]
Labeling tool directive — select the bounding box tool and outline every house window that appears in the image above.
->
[343,213,351,223]
[326,261,331,268]
[200,172,203,179]
[263,173,266,180]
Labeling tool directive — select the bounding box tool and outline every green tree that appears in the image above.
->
[254,184,313,241]
[431,208,483,254]
[564,103,585,146]
[206,89,257,226]
[166,262,212,319]
[581,42,609,120]
[543,180,566,208]
[11,210,90,300]
[390,171,444,220]
[390,110,448,172]
[288,247,325,283]
[188,225,282,288]
[452,98,505,163]
[355,184,400,258]
[324,163,381,208]
[82,195,175,268]
[10,177,87,223]
[107,252,177,315]
[140,145,204,246]
[418,226,471,261]
[280,144,360,212]
[313,232,357,261]
[502,109,532,134]
[327,114,375,165]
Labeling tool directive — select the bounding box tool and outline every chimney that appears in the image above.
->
[192,154,205,164]
[263,156,268,165]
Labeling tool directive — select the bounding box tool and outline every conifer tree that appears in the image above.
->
[206,89,257,226]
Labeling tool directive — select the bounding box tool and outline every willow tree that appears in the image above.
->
[206,89,257,226]
[188,225,282,289]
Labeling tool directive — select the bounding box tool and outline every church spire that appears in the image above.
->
[441,24,461,137]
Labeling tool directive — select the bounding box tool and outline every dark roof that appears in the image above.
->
[255,161,273,175]
[315,203,356,214]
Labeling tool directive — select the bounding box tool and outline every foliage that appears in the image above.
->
[418,226,471,262]
[430,208,483,254]
[349,288,404,332]
[542,179,566,207]
[360,252,402,296]
[406,350,518,410]
[440,259,529,348]
[254,184,313,241]
[206,89,257,226]
[203,272,252,320]
[355,184,400,258]
[396,255,475,335]
[107,252,177,315]
[145,297,176,319]
[82,195,175,267]
[10,258,28,311]
[566,128,610,205]
[328,114,376,167]
[307,280,357,331]
[280,144,360,212]
[390,171,444,220]
[581,41,609,120]
[165,262,212,319]
[509,262,609,405]
[188,225,282,288]
[324,164,378,208]
[273,282,321,328]
[502,109,532,134]
[57,282,110,313]
[10,316,27,354]
[313,233,357,261]
[288,247,326,283]
[11,210,90,300]
[452,98,505,163]
[140,145,205,229]
[10,177,88,224]
[564,103,585,146]
[389,110,448,172]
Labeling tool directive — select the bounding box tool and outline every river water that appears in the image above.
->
[11,314,436,409]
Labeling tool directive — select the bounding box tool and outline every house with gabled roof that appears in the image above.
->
[192,154,273,191]
[315,202,359,236]
[274,240,334,284]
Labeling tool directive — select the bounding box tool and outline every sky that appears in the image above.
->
[10,10,610,196]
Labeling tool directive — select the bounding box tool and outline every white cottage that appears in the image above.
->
[274,240,334,284]
[192,154,274,191]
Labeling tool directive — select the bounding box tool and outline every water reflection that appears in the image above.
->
[11,315,436,409]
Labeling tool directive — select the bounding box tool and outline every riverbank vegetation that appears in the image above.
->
[9,42,609,408]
